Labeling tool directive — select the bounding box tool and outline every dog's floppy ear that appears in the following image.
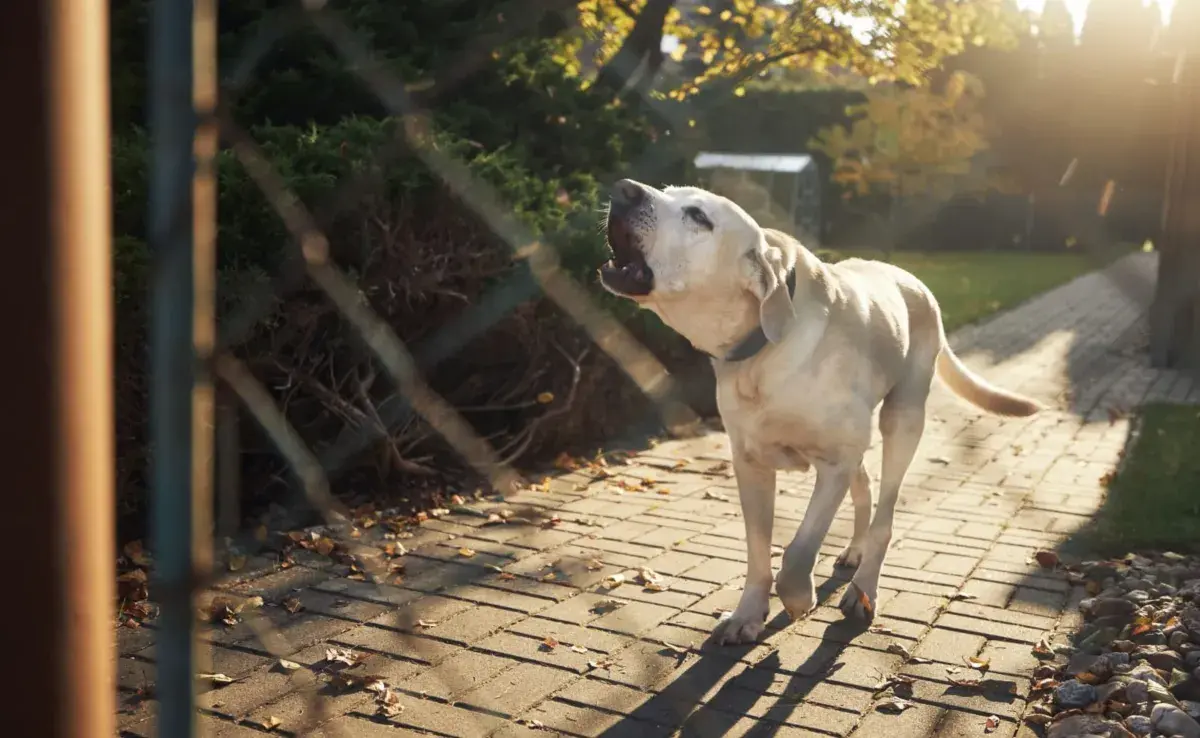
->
[743,243,794,344]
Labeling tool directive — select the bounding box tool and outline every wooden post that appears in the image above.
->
[1149,52,1200,372]
[0,0,117,734]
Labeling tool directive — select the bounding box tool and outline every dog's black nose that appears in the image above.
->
[611,179,644,210]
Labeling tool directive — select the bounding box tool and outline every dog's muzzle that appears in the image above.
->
[599,179,654,297]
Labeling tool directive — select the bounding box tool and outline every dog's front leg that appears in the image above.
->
[776,463,854,619]
[712,446,776,645]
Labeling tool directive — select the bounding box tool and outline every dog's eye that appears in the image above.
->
[683,206,713,230]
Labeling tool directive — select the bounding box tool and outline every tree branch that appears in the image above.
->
[593,0,677,97]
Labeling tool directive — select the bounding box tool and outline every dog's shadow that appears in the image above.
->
[595,576,863,737]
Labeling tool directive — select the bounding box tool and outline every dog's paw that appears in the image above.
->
[838,581,876,622]
[835,544,863,569]
[711,608,767,645]
[775,567,816,620]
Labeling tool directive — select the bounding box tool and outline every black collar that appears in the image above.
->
[719,267,798,362]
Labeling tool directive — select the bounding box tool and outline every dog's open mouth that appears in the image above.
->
[599,214,654,297]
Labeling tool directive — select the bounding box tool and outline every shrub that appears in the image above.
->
[112,114,695,521]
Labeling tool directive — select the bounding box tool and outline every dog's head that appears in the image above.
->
[599,179,797,345]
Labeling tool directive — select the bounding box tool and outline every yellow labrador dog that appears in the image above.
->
[598,179,1039,645]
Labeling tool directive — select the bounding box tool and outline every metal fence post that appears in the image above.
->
[0,0,116,734]
[149,0,219,734]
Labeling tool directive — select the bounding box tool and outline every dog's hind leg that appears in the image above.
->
[835,463,871,569]
[712,445,776,645]
[840,379,932,621]
[777,463,854,619]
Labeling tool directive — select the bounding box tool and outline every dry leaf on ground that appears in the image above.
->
[1033,550,1059,569]
[886,642,912,659]
[877,696,915,713]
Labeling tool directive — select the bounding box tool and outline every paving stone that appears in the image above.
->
[475,631,594,673]
[396,650,516,701]
[851,699,944,738]
[506,617,635,654]
[330,624,460,665]
[457,661,576,717]
[913,627,987,666]
[934,613,1046,644]
[120,254,1195,738]
[590,601,679,637]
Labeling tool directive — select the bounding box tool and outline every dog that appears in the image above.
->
[598,179,1040,645]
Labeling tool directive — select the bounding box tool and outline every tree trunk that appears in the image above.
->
[1149,53,1200,371]
[592,0,676,99]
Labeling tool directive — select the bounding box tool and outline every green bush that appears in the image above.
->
[112,110,694,515]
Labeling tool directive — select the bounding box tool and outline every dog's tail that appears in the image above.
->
[935,344,1041,417]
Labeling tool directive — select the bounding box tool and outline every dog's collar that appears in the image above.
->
[719,267,798,362]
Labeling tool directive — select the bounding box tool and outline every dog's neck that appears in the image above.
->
[648,234,833,361]
[646,291,764,358]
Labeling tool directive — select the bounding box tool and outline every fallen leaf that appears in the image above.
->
[264,715,282,731]
[984,715,1000,733]
[324,647,359,666]
[458,547,477,558]
[602,573,625,588]
[886,642,911,659]
[1032,637,1054,658]
[283,597,304,614]
[587,657,615,670]
[117,569,150,601]
[876,696,915,713]
[540,572,557,582]
[277,659,302,672]
[537,392,555,404]
[314,537,336,557]
[586,558,605,571]
[638,568,669,592]
[965,656,991,671]
[541,637,559,651]
[590,599,624,615]
[123,540,152,567]
[703,490,728,501]
[198,673,235,685]
[869,625,896,636]
[569,644,589,654]
[1033,550,1059,569]
[374,685,403,717]
[873,674,916,696]
[498,572,517,581]
[948,673,983,689]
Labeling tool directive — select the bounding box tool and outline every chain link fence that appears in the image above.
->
[115,0,1190,736]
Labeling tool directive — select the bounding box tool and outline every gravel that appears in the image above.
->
[1027,551,1200,737]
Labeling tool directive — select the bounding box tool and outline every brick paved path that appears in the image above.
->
[118,253,1200,738]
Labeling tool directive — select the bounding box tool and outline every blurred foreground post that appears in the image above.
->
[1150,51,1200,372]
[149,0,219,734]
[0,0,116,734]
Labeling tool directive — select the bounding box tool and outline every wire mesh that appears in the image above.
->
[124,1,1186,736]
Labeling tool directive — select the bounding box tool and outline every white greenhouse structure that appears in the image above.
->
[692,152,823,246]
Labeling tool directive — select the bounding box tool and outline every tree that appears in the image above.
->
[808,71,993,254]
[567,0,1025,100]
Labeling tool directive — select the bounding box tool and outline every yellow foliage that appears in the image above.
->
[562,0,1023,99]
[809,71,993,202]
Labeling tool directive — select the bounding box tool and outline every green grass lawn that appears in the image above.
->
[1087,403,1200,554]
[890,252,1109,332]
